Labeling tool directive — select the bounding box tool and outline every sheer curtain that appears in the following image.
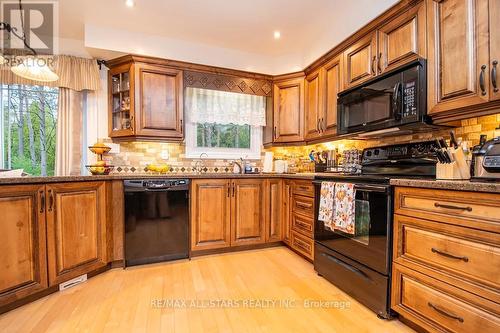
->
[185,87,266,126]
[55,88,83,176]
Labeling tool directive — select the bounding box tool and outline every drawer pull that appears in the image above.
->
[295,220,311,229]
[298,186,310,191]
[428,302,464,323]
[431,248,469,262]
[434,202,472,212]
[296,202,312,209]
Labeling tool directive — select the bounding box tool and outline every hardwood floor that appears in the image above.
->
[0,247,414,333]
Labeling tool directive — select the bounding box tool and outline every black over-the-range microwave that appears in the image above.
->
[337,59,432,136]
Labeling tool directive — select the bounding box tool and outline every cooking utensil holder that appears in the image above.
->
[436,148,471,180]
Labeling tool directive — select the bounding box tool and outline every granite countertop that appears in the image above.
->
[0,172,316,185]
[390,178,500,194]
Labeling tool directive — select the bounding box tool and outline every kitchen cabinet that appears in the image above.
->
[392,187,500,332]
[343,32,377,89]
[489,0,500,101]
[427,0,491,115]
[191,178,283,252]
[190,179,232,251]
[289,180,315,261]
[0,185,47,307]
[305,69,323,140]
[231,179,266,246]
[282,180,292,245]
[377,0,426,73]
[108,57,184,141]
[273,77,305,143]
[46,182,107,286]
[322,54,343,137]
[265,179,282,243]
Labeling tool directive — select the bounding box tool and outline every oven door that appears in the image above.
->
[313,181,392,275]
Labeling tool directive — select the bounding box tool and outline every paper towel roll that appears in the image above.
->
[263,152,273,173]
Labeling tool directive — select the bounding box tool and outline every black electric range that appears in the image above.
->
[313,141,438,319]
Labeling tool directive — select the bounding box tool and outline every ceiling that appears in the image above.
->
[59,0,399,74]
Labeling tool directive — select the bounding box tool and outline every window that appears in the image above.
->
[185,88,265,159]
[0,84,59,176]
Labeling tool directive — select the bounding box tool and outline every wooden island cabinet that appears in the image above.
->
[0,181,109,312]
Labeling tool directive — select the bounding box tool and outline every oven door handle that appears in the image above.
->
[321,252,373,283]
[354,185,389,193]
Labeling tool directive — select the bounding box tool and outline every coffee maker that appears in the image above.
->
[471,136,500,181]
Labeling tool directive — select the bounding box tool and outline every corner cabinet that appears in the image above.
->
[273,77,305,143]
[108,57,184,141]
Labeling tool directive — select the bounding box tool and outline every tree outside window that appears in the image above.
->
[0,84,58,176]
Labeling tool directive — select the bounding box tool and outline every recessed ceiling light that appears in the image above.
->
[125,0,135,8]
[274,31,281,39]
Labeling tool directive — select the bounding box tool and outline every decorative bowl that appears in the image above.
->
[88,144,111,155]
[86,165,114,175]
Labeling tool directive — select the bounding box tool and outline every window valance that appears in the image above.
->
[185,87,266,127]
[0,55,101,91]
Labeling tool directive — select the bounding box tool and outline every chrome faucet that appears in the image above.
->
[231,158,244,174]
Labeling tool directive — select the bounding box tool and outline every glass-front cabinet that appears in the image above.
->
[107,56,184,141]
[109,63,135,137]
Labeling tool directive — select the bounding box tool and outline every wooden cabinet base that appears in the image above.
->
[190,242,283,257]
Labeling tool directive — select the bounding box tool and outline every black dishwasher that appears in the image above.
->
[124,179,189,267]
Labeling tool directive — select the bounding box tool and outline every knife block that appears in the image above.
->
[436,148,471,180]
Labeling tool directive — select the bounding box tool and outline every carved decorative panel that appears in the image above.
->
[184,71,273,96]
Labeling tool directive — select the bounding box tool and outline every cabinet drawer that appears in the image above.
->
[395,187,500,233]
[292,180,314,198]
[292,212,313,237]
[292,195,314,218]
[392,263,500,333]
[291,231,314,260]
[394,215,500,295]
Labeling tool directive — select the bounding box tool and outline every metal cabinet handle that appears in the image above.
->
[492,60,498,92]
[39,190,45,213]
[428,302,464,323]
[434,202,472,212]
[480,64,487,96]
[431,248,469,262]
[274,126,277,139]
[48,190,54,212]
[321,118,325,132]
[296,202,312,209]
[180,119,183,133]
[372,56,377,75]
[232,182,235,197]
[295,220,311,230]
[227,182,230,197]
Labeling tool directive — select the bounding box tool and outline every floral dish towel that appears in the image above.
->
[318,181,335,231]
[333,183,356,235]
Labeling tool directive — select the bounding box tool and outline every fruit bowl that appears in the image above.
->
[86,165,114,175]
[146,164,170,174]
[88,144,111,155]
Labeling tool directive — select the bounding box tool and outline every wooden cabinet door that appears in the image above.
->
[378,0,426,73]
[46,182,107,286]
[273,78,305,143]
[135,64,183,139]
[282,181,292,245]
[343,32,377,89]
[427,0,490,115]
[0,185,47,307]
[190,179,231,251]
[231,179,266,246]
[490,0,500,101]
[322,54,343,137]
[265,179,282,242]
[305,70,323,140]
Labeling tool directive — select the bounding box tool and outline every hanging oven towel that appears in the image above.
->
[318,182,336,231]
[333,183,356,235]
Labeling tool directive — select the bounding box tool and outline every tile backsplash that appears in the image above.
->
[101,113,500,174]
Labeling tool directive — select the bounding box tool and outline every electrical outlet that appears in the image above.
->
[161,150,170,160]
